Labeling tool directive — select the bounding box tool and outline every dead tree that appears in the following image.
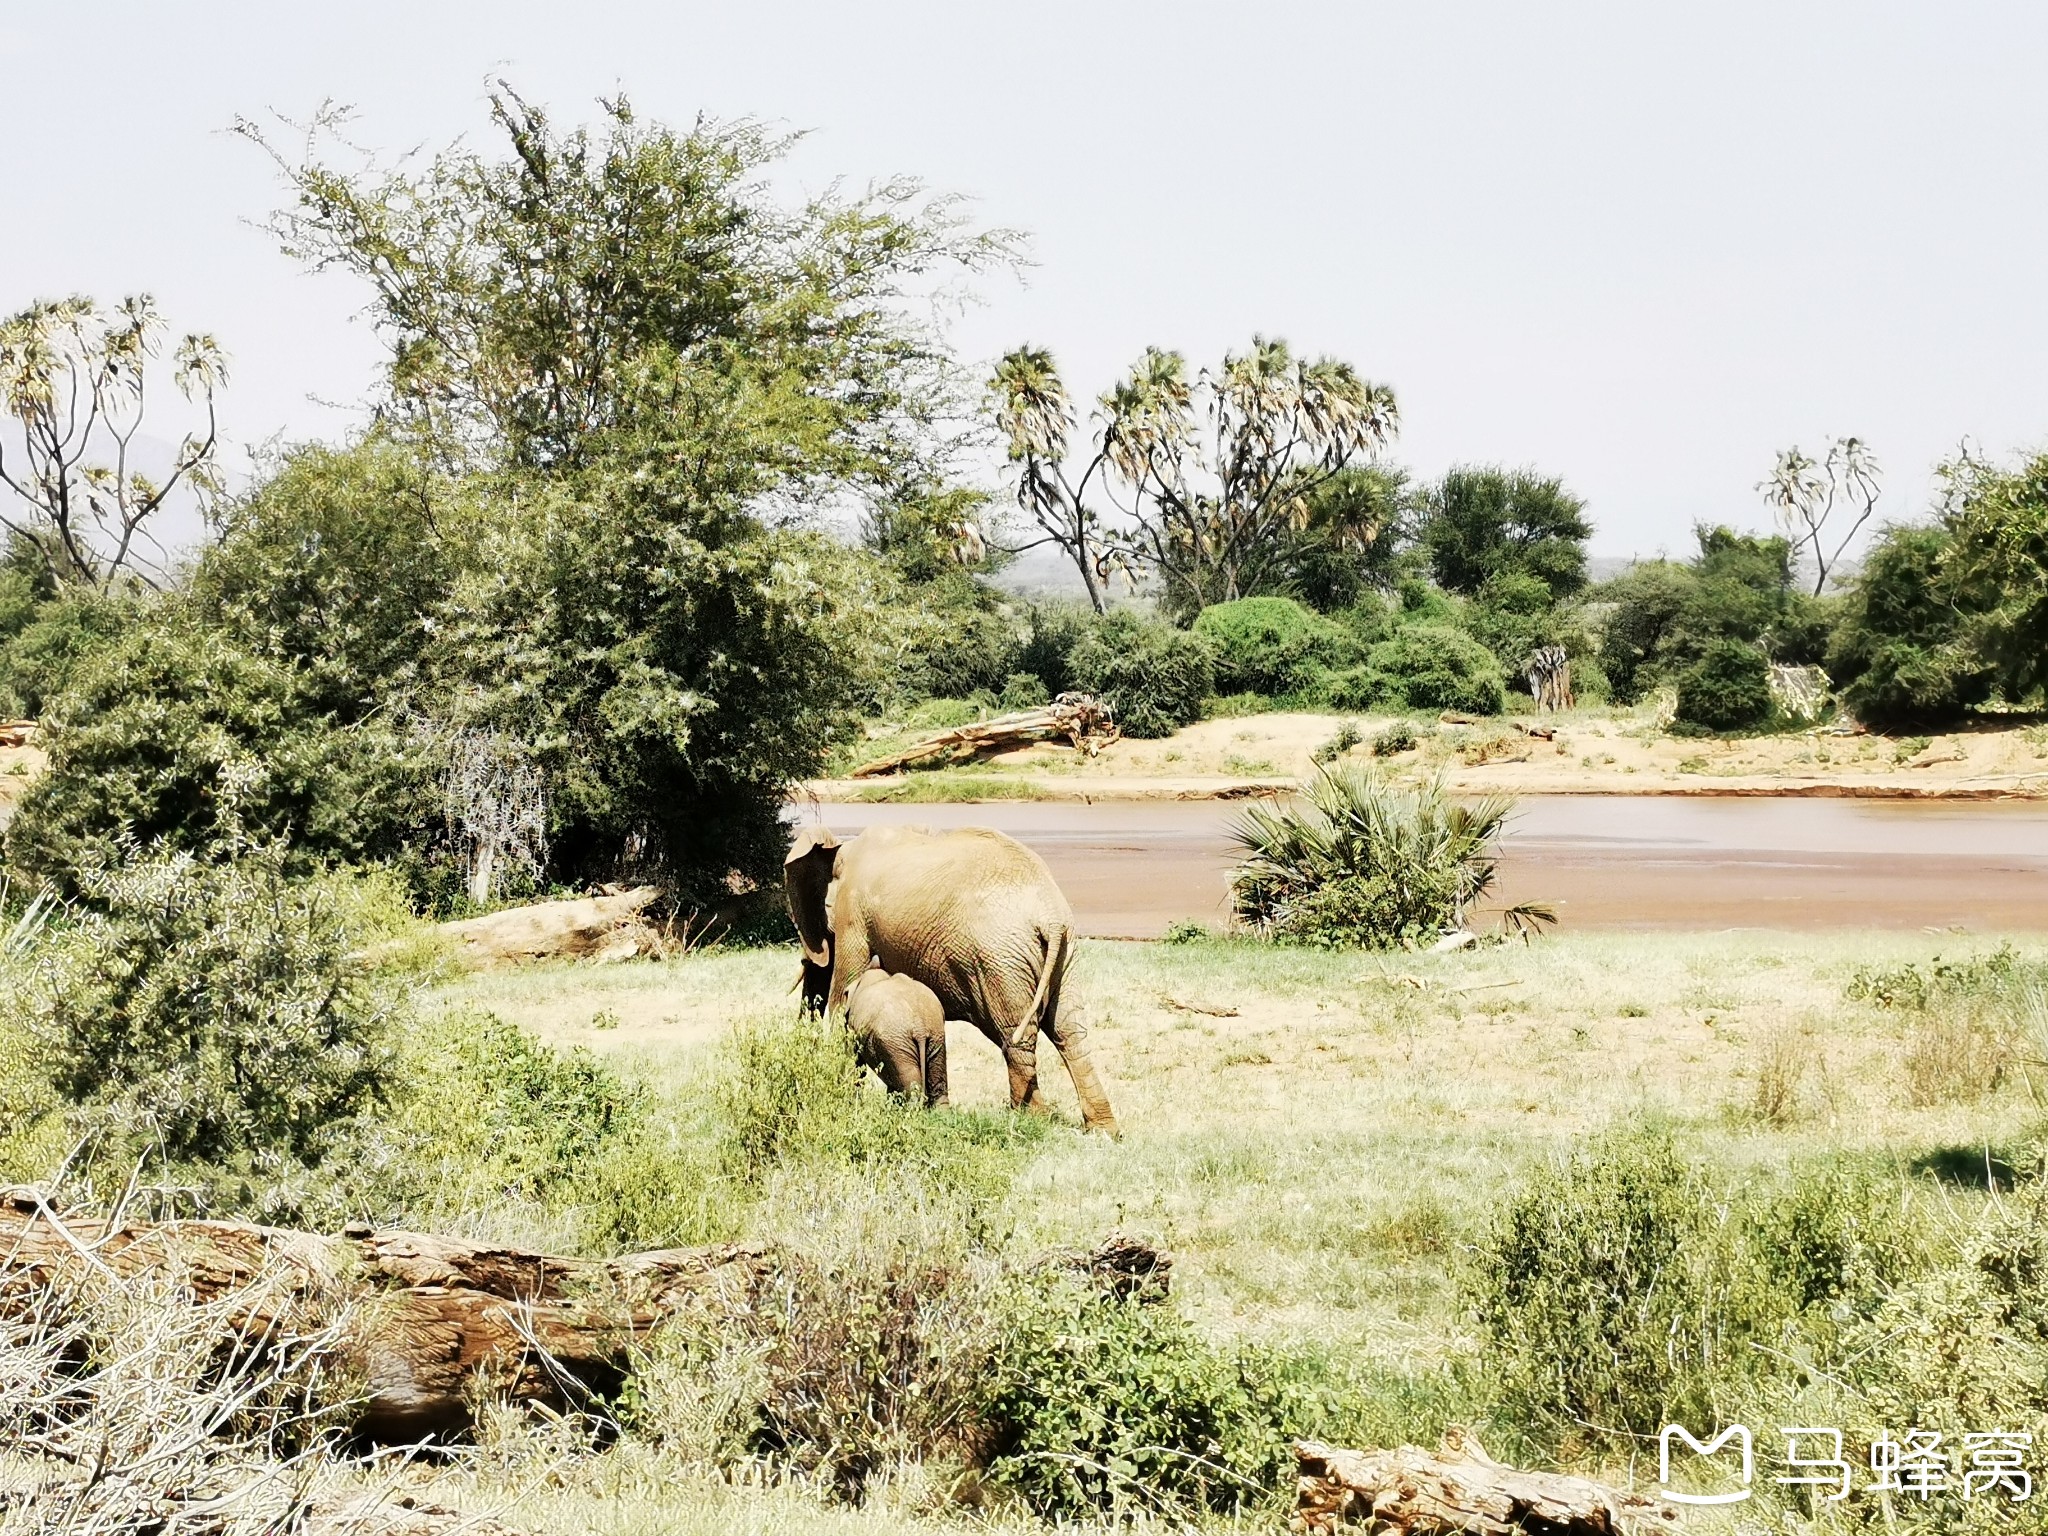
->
[850,691,1118,778]
[439,727,548,905]
[1293,1431,1680,1535]
[0,1189,773,1442]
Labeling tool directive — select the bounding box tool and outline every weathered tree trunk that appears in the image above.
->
[429,885,664,968]
[0,1189,772,1442]
[1293,1430,1681,1535]
[850,693,1118,778]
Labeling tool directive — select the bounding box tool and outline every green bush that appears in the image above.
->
[1192,597,1362,699]
[999,671,1049,710]
[1358,624,1506,716]
[1012,604,1091,700]
[712,1011,1048,1203]
[1674,638,1773,732]
[19,843,398,1168]
[390,1010,645,1202]
[1421,466,1591,602]
[0,589,140,720]
[5,617,430,895]
[1471,1124,1762,1442]
[980,1274,1309,1518]
[196,439,451,720]
[1371,722,1420,756]
[1597,526,1823,703]
[887,573,1026,704]
[1827,523,1995,728]
[1312,721,1363,763]
[1229,764,1511,947]
[1068,611,1215,738]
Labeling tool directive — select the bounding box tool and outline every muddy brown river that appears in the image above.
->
[798,797,2048,938]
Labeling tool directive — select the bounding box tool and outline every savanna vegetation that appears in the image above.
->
[6,78,2048,1536]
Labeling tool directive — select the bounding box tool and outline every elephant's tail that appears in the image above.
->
[1016,924,1068,1048]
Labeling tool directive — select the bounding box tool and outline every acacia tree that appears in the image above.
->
[1759,436,1880,595]
[0,296,226,591]
[230,87,1005,902]
[1422,466,1591,602]
[992,337,1397,617]
[240,86,1012,483]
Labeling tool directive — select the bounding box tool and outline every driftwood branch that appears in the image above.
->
[1,1191,1173,1448]
[1293,1430,1681,1535]
[425,886,665,968]
[851,692,1118,778]
[0,1189,773,1442]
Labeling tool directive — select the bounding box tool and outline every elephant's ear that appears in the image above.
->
[783,826,841,969]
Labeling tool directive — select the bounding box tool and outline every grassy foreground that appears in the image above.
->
[10,927,2047,1535]
[403,928,2048,1534]
[461,929,2042,1345]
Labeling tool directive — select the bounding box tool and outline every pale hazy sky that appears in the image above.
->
[4,2,2045,557]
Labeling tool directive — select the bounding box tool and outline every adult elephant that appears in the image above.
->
[783,823,1118,1135]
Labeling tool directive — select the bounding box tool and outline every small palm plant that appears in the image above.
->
[1229,763,1541,947]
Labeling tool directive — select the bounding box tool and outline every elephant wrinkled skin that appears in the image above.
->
[784,823,1118,1135]
[846,964,949,1108]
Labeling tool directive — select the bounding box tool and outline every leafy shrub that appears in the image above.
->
[1012,603,1091,699]
[890,580,1026,705]
[980,1274,1309,1517]
[1192,597,1362,698]
[1847,944,2020,1011]
[999,671,1049,710]
[1674,638,1773,732]
[1312,721,1363,763]
[196,439,451,720]
[1371,722,1420,756]
[1067,611,1215,738]
[365,1009,648,1217]
[17,843,398,1167]
[1742,1162,1919,1317]
[5,617,429,895]
[1357,624,1506,716]
[627,1196,996,1498]
[1421,466,1591,602]
[713,1012,1047,1203]
[1597,526,1821,703]
[1827,524,1995,727]
[1471,1124,1765,1442]
[1833,1187,2048,1458]
[0,589,139,719]
[1161,919,1212,944]
[1229,765,1511,947]
[1847,945,2024,1109]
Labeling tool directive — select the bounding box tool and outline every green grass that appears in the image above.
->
[14,924,2042,1534]
[846,775,1056,803]
[453,929,2047,1357]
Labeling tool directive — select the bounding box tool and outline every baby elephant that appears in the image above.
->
[845,962,949,1108]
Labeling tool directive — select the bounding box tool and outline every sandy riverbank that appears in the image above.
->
[808,709,2048,802]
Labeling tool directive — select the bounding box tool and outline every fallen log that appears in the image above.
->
[431,885,664,968]
[851,692,1118,778]
[1293,1431,1680,1535]
[0,1188,772,1442]
[1511,719,1557,741]
[0,718,36,747]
